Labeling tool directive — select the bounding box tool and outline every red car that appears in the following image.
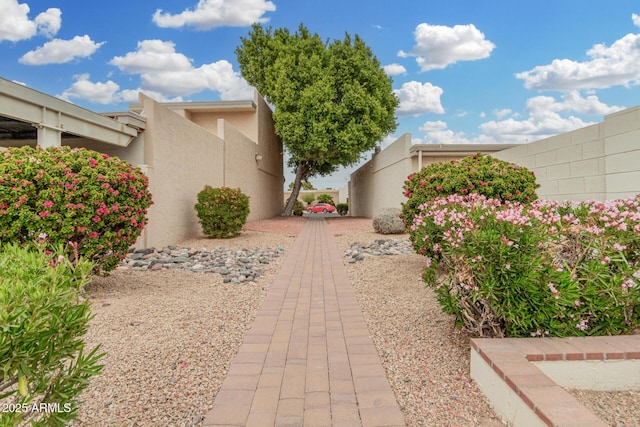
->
[307,203,336,213]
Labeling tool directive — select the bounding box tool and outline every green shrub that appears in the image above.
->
[402,153,538,245]
[412,193,640,338]
[317,193,335,205]
[195,186,250,238]
[301,193,315,206]
[0,146,153,274]
[336,203,349,216]
[0,244,104,426]
[293,200,304,216]
[372,208,405,234]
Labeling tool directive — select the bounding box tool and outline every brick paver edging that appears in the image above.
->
[471,335,640,426]
[203,218,405,427]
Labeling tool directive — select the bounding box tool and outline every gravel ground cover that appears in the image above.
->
[327,218,503,427]
[74,222,301,427]
[71,216,637,426]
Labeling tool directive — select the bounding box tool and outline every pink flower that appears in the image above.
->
[43,200,54,208]
[88,158,98,168]
[39,211,50,218]
[547,282,560,299]
[576,319,589,331]
[89,231,99,239]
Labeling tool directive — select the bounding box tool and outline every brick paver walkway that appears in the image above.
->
[203,218,405,427]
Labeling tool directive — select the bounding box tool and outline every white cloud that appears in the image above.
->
[153,0,275,30]
[0,1,61,42]
[478,93,616,142]
[109,39,253,101]
[19,35,105,65]
[493,108,512,119]
[414,92,622,145]
[553,90,623,115]
[59,74,124,105]
[633,13,640,27]
[398,22,495,71]
[394,81,444,116]
[34,7,61,38]
[415,121,484,144]
[110,40,193,73]
[383,63,406,76]
[517,15,640,91]
[140,60,253,100]
[58,74,185,105]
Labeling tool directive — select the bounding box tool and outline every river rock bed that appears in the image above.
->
[118,245,286,283]
[344,238,415,262]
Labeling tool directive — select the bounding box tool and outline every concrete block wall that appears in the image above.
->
[603,107,640,200]
[494,106,640,202]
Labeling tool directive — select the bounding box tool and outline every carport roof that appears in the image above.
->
[0,77,144,147]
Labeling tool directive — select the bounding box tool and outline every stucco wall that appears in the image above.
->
[348,134,476,218]
[222,119,283,221]
[349,134,414,217]
[494,106,640,201]
[137,95,224,249]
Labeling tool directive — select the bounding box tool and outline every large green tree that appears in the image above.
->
[236,23,398,215]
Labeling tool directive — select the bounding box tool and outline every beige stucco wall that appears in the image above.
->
[134,92,283,248]
[136,95,225,249]
[134,93,283,248]
[348,134,479,218]
[222,119,283,221]
[349,134,414,217]
[494,106,640,201]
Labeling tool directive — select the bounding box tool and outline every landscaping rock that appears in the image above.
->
[118,246,284,282]
[344,238,414,262]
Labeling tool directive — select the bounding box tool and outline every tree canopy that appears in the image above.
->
[236,23,398,215]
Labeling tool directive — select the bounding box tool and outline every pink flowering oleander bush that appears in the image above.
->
[0,146,153,274]
[402,153,538,247]
[411,193,640,338]
[195,186,250,238]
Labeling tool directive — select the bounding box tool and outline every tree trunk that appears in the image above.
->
[282,163,307,216]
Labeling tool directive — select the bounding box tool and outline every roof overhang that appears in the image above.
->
[128,100,256,114]
[0,77,142,147]
[409,143,518,157]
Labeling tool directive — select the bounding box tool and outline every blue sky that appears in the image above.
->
[1,0,639,189]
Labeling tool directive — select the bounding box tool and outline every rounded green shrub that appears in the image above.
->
[0,146,153,274]
[195,186,250,238]
[293,200,305,216]
[402,153,539,247]
[0,244,104,426]
[301,193,315,206]
[336,203,349,216]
